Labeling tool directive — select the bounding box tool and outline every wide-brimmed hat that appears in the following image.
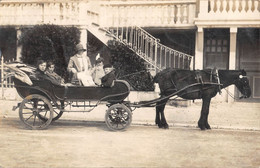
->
[76,44,86,52]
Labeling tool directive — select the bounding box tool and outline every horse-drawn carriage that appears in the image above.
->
[7,62,132,131]
[5,62,251,131]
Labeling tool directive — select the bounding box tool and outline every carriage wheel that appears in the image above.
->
[19,94,53,130]
[105,104,132,131]
[38,101,64,122]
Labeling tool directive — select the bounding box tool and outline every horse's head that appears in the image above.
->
[234,70,251,99]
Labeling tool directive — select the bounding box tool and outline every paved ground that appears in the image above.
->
[1,99,260,131]
[0,117,259,168]
[0,99,260,167]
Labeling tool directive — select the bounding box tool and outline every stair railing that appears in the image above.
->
[108,26,193,71]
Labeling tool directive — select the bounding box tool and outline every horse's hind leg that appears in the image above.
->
[198,97,211,130]
[205,98,212,129]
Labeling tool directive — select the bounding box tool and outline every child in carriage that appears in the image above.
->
[91,55,105,86]
[34,59,64,86]
[101,64,116,87]
[46,61,65,85]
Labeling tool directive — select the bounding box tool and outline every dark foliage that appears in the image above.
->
[19,24,80,80]
[87,31,109,65]
[108,40,154,91]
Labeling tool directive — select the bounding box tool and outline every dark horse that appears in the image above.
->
[153,69,251,130]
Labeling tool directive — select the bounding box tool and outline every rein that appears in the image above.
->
[117,70,146,79]
[223,88,246,100]
[132,82,222,107]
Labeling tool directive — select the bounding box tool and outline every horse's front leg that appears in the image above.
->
[155,105,161,128]
[160,103,169,129]
[158,99,169,129]
[155,100,168,129]
[198,97,211,130]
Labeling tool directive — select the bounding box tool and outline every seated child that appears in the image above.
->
[46,61,65,85]
[91,57,105,85]
[101,64,116,87]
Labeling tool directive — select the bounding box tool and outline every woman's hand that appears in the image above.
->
[71,68,77,74]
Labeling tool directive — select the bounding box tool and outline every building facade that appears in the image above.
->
[0,0,259,102]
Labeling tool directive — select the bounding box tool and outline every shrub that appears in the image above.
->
[108,40,154,91]
[19,24,80,80]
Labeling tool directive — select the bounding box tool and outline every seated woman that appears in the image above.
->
[34,59,64,86]
[101,64,116,87]
[67,44,96,86]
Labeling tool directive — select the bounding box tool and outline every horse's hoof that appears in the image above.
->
[205,124,211,129]
[198,125,206,130]
[158,124,163,128]
[163,124,169,129]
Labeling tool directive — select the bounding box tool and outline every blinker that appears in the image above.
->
[239,75,247,79]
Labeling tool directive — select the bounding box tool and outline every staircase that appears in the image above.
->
[108,26,193,71]
[88,22,193,72]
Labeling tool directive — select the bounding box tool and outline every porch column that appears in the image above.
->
[195,27,204,69]
[16,27,22,61]
[228,27,238,103]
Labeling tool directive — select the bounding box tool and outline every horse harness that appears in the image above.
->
[160,69,222,96]
[195,69,222,94]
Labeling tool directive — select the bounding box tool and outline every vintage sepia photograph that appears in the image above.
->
[0,0,259,167]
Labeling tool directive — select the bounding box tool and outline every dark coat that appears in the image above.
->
[35,69,61,85]
[101,70,116,87]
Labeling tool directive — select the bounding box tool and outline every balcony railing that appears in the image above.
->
[98,0,197,28]
[198,0,260,19]
[0,1,86,26]
[0,0,197,27]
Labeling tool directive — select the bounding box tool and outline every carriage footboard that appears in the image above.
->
[12,103,21,111]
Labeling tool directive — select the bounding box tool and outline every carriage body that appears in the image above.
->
[14,78,130,103]
[10,63,132,131]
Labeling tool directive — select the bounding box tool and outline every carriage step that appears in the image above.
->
[12,103,21,111]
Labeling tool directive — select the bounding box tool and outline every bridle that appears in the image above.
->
[224,74,249,100]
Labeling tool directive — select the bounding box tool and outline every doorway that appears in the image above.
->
[237,28,260,101]
[203,28,230,69]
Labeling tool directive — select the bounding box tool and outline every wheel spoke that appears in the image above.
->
[54,110,59,115]
[25,114,34,121]
[24,104,33,110]
[43,111,48,118]
[23,112,34,115]
[33,115,36,126]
